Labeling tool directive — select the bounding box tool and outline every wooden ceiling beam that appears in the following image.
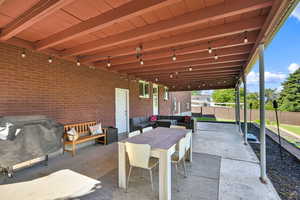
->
[153,72,239,81]
[158,76,236,85]
[83,16,265,63]
[132,62,244,76]
[109,45,252,71]
[0,0,76,41]
[139,68,241,79]
[94,31,258,66]
[170,84,234,92]
[119,54,248,74]
[60,0,272,57]
[35,0,179,50]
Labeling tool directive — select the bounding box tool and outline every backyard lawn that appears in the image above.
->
[279,124,300,136]
[196,117,235,122]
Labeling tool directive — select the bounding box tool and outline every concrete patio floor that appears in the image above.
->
[0,122,281,200]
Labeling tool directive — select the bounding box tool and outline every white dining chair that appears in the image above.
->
[142,126,153,133]
[172,136,188,191]
[170,125,186,129]
[125,142,158,192]
[185,131,192,174]
[128,130,141,138]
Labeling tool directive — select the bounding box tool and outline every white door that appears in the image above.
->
[115,88,129,134]
[152,84,159,115]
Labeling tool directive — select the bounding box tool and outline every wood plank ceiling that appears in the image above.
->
[0,0,280,91]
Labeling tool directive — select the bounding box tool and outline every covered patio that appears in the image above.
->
[0,122,280,200]
[0,0,299,199]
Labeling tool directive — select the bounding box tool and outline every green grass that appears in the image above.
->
[197,117,216,121]
[279,124,300,136]
[196,117,235,122]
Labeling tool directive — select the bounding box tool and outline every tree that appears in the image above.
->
[212,89,236,105]
[278,68,300,112]
[247,92,259,109]
[265,88,278,104]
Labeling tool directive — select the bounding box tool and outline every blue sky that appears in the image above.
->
[202,4,300,95]
[247,4,300,92]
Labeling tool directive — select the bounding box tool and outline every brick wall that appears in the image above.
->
[0,43,175,126]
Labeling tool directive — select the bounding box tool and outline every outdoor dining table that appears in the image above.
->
[118,127,193,200]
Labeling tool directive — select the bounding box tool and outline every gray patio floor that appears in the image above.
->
[0,122,281,200]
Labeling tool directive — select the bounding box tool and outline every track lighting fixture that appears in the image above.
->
[21,50,26,58]
[175,71,179,75]
[188,66,192,71]
[76,59,81,66]
[107,56,111,67]
[170,74,173,78]
[48,57,53,63]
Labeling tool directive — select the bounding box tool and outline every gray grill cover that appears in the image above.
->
[0,115,64,169]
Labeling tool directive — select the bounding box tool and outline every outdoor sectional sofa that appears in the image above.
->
[129,115,194,132]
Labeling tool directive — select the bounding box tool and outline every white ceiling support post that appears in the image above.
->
[235,87,238,125]
[259,43,267,183]
[243,74,248,145]
[237,83,241,132]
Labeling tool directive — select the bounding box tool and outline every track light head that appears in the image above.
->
[188,67,192,71]
[214,54,218,60]
[48,57,53,63]
[170,74,173,78]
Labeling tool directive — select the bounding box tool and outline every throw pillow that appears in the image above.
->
[184,116,191,123]
[89,123,102,135]
[150,115,157,122]
[67,128,79,141]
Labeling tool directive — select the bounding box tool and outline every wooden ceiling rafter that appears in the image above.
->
[152,73,240,82]
[34,0,181,50]
[131,61,244,76]
[108,44,252,71]
[93,31,259,67]
[59,0,273,57]
[139,68,241,79]
[82,15,265,63]
[118,54,249,74]
[0,0,76,41]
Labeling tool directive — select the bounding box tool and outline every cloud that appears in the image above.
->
[288,63,300,73]
[276,85,283,93]
[247,71,287,85]
[291,4,300,21]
